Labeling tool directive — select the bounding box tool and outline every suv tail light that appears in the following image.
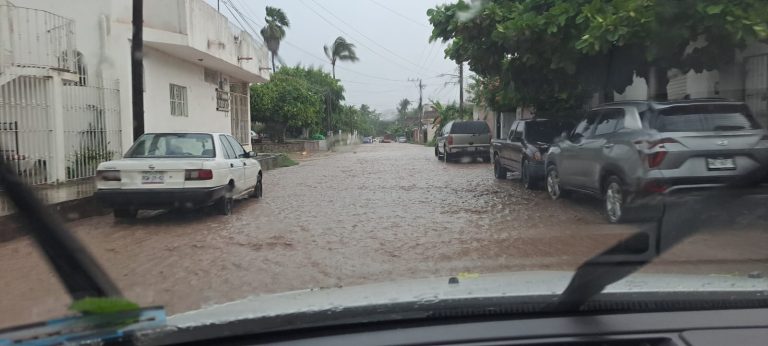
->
[96,170,121,181]
[447,135,454,145]
[647,151,667,168]
[185,169,213,180]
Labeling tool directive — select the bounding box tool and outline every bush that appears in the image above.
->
[310,133,325,140]
[277,154,298,167]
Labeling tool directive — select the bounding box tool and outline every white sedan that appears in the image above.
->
[94,132,262,218]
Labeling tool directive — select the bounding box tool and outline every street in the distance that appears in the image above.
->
[1,143,766,328]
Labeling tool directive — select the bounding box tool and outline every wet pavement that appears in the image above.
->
[1,143,767,328]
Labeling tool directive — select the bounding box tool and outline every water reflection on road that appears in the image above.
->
[1,143,765,328]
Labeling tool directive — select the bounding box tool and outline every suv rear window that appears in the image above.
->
[654,104,760,132]
[450,121,490,134]
[525,121,570,144]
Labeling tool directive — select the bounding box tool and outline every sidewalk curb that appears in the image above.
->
[0,155,284,243]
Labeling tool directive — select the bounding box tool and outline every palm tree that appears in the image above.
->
[323,36,359,79]
[260,6,290,73]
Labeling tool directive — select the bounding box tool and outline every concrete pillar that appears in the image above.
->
[0,2,12,70]
[50,74,67,183]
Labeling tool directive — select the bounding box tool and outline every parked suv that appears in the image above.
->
[492,119,573,189]
[546,100,768,223]
[436,120,492,162]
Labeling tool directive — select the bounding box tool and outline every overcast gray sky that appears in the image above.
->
[214,0,463,116]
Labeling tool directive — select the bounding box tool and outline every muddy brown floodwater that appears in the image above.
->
[1,143,766,328]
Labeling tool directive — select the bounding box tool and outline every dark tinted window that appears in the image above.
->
[124,133,215,158]
[655,104,760,132]
[594,109,624,136]
[219,135,237,159]
[450,121,490,134]
[225,135,246,157]
[571,111,599,140]
[525,121,570,144]
[508,122,521,140]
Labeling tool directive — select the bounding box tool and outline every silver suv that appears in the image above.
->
[546,100,768,223]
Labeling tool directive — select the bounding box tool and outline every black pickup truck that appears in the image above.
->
[492,119,572,189]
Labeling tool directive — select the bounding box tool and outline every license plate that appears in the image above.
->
[141,171,165,184]
[465,147,476,152]
[706,157,736,170]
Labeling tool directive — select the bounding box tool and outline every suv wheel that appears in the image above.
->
[546,165,564,200]
[442,146,450,162]
[493,154,507,179]
[604,176,625,223]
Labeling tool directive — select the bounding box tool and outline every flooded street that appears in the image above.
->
[2,143,767,328]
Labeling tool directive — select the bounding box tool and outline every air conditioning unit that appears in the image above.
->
[218,77,230,91]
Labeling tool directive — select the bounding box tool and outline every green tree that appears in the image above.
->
[428,0,768,113]
[431,101,472,135]
[260,6,290,73]
[277,65,345,133]
[396,98,411,119]
[250,70,322,143]
[324,36,360,79]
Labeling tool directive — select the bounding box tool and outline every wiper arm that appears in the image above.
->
[548,177,768,312]
[0,158,121,299]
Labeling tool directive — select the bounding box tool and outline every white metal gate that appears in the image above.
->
[0,75,53,185]
[745,55,768,127]
[62,82,122,180]
[230,92,249,145]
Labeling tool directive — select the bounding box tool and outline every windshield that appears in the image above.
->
[450,121,491,134]
[2,0,768,337]
[124,133,216,158]
[655,104,761,132]
[525,121,569,144]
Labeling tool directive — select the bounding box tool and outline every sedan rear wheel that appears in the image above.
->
[216,196,233,215]
[251,175,263,199]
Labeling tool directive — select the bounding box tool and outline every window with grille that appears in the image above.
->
[169,84,188,117]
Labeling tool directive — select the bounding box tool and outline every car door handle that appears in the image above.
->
[603,144,614,149]
[230,163,234,168]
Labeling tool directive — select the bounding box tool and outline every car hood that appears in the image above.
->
[168,270,767,328]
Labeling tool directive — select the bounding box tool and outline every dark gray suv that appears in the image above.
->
[546,100,768,223]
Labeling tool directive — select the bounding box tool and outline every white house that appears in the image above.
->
[0,0,269,185]
[614,42,768,127]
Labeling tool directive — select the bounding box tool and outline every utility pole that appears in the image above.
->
[131,0,145,141]
[409,78,426,143]
[458,62,464,113]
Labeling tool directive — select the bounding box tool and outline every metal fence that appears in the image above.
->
[0,74,121,185]
[62,83,122,180]
[0,5,77,74]
[230,91,249,145]
[0,75,53,185]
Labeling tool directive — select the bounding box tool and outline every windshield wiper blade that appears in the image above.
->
[0,158,121,299]
[548,180,768,313]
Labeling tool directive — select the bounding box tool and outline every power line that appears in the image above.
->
[222,0,264,45]
[223,0,413,83]
[307,0,441,75]
[366,0,429,28]
[298,0,429,77]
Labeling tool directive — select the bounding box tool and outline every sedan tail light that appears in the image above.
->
[447,135,454,145]
[185,169,213,180]
[96,170,121,181]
